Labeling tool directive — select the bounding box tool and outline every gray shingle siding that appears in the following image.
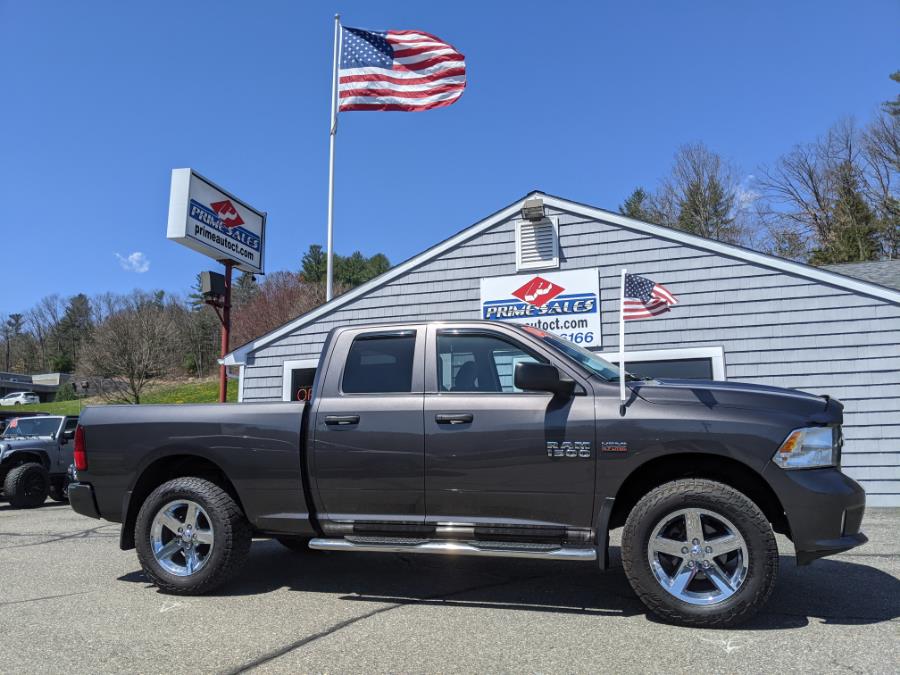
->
[241,204,900,505]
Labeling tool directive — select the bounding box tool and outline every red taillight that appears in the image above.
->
[73,425,87,471]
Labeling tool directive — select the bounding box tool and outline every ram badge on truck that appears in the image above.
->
[67,321,866,627]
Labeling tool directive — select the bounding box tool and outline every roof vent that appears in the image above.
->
[516,215,559,271]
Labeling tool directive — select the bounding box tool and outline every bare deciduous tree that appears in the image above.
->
[80,293,178,403]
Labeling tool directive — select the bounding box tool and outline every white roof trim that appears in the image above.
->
[223,191,900,364]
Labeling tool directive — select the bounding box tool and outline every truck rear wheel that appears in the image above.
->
[135,477,251,595]
[4,463,50,508]
[49,477,69,502]
[621,478,778,628]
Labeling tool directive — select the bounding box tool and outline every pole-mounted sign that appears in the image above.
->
[167,168,266,274]
[167,168,266,403]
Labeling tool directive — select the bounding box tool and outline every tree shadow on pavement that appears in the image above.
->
[118,542,900,629]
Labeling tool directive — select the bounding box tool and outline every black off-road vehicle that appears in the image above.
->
[0,415,78,507]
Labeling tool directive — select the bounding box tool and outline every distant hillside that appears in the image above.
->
[0,378,238,416]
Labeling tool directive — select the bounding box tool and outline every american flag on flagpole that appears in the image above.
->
[623,273,679,320]
[338,26,466,112]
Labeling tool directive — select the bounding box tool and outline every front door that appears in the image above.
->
[312,327,426,526]
[423,328,596,530]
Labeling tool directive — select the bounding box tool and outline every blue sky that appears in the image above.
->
[1,1,897,314]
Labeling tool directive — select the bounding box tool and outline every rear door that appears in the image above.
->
[423,326,597,531]
[311,327,426,527]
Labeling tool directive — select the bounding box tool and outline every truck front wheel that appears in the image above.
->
[135,477,251,595]
[622,478,778,627]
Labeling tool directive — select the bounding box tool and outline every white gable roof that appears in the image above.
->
[223,191,900,364]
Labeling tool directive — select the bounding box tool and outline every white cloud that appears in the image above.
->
[115,251,151,273]
[736,174,760,211]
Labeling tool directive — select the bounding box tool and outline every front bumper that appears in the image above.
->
[762,465,867,565]
[68,482,101,519]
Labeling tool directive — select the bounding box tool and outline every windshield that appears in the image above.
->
[520,326,638,381]
[1,416,61,438]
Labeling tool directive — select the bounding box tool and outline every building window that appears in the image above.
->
[516,217,559,270]
[597,346,726,381]
[282,358,318,402]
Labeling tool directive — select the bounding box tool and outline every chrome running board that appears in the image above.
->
[308,537,596,561]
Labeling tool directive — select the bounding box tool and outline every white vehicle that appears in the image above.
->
[0,391,40,406]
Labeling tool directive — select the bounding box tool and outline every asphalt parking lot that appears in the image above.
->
[0,504,898,674]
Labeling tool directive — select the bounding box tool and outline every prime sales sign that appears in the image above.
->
[480,268,602,347]
[166,168,266,273]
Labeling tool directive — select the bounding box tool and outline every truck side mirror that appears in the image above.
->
[514,362,575,397]
[61,429,75,444]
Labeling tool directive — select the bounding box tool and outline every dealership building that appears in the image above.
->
[223,192,900,506]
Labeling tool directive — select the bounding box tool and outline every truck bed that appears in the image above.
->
[75,401,313,538]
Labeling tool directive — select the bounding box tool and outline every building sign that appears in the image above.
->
[480,269,601,347]
[166,168,266,273]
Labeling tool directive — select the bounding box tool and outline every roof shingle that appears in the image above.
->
[822,260,900,290]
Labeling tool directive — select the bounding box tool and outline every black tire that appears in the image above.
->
[274,536,313,552]
[135,477,251,595]
[4,463,50,508]
[621,478,778,628]
[49,477,69,502]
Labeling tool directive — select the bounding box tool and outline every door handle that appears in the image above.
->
[435,413,473,425]
[324,415,360,426]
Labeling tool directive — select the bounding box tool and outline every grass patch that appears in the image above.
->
[0,378,238,416]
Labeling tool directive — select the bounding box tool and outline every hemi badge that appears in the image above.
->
[601,441,628,453]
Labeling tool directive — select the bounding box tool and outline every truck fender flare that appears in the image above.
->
[1,450,50,471]
[119,446,250,550]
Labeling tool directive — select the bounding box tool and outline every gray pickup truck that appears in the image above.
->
[68,321,866,627]
[1,414,79,507]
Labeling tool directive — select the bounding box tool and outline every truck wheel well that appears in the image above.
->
[121,455,246,550]
[1,452,49,483]
[608,454,789,536]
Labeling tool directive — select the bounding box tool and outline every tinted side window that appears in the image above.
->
[342,334,416,394]
[437,334,543,393]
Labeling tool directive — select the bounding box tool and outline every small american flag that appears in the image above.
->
[338,26,466,112]
[623,273,678,320]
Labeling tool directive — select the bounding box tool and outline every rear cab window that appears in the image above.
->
[342,334,417,394]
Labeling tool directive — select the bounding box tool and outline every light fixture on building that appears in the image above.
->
[521,198,545,221]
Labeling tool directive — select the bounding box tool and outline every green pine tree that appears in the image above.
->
[809,162,880,264]
[619,187,654,222]
[232,272,260,307]
[675,176,735,241]
[300,244,328,283]
[885,71,900,118]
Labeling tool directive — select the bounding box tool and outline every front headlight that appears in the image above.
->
[773,426,839,469]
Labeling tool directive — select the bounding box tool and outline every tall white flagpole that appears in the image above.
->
[326,14,341,302]
[619,268,627,416]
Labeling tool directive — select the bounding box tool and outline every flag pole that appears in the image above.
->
[619,268,627,416]
[325,14,341,302]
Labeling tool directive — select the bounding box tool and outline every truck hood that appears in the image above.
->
[630,379,842,424]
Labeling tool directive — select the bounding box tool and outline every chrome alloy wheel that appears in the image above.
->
[150,499,215,577]
[646,508,749,606]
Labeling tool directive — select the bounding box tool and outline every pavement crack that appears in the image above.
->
[0,524,116,550]
[0,590,94,607]
[223,572,554,674]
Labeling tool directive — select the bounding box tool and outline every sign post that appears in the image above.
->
[167,169,266,402]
